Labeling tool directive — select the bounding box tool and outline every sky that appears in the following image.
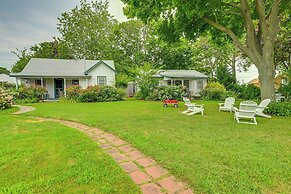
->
[0,0,258,83]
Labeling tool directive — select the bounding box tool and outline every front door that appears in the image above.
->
[54,78,64,98]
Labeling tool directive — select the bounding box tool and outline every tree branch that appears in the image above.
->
[203,17,249,56]
[268,0,280,40]
[255,0,268,38]
[240,0,261,55]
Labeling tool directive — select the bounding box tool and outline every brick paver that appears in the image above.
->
[158,176,184,193]
[141,183,163,194]
[136,157,155,168]
[15,106,194,194]
[119,145,135,153]
[129,170,151,184]
[146,165,168,179]
[121,162,139,173]
[128,150,144,160]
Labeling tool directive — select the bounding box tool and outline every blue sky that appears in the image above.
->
[0,0,257,82]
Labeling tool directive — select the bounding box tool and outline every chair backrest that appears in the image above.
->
[224,97,235,108]
[239,101,257,117]
[256,99,271,113]
[183,97,193,106]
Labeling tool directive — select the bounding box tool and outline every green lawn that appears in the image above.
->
[0,108,140,193]
[24,100,291,193]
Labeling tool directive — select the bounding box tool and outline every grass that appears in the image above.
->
[0,108,140,193]
[25,100,291,193]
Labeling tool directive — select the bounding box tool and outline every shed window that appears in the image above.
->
[97,76,107,85]
[167,80,172,85]
[72,79,79,86]
[197,80,203,90]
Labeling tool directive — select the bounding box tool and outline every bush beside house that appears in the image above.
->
[63,85,125,102]
[0,88,13,110]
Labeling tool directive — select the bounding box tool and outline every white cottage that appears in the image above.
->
[155,70,208,96]
[10,58,115,99]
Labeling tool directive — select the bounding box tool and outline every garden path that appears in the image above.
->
[12,105,193,194]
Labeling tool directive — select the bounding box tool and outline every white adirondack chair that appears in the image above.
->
[233,101,257,125]
[182,97,204,115]
[218,97,235,112]
[256,99,271,118]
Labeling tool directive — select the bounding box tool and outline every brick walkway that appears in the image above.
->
[40,118,193,194]
[13,105,193,193]
[12,105,36,114]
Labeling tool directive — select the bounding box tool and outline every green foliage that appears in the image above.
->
[16,86,47,102]
[0,67,10,75]
[11,49,31,73]
[264,102,291,116]
[64,85,123,103]
[200,82,227,100]
[66,85,82,101]
[0,88,13,110]
[158,85,186,100]
[58,0,117,59]
[134,63,160,100]
[216,65,236,90]
[278,83,291,101]
[233,84,261,100]
[115,73,131,88]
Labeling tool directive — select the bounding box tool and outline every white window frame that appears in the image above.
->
[97,76,107,85]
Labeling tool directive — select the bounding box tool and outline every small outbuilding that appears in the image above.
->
[154,70,208,96]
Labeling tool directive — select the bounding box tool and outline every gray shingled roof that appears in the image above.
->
[10,58,115,77]
[154,70,208,79]
[0,74,16,83]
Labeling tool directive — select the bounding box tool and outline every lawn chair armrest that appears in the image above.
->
[195,104,204,108]
[233,107,238,112]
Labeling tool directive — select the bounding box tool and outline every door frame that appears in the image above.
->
[54,78,64,98]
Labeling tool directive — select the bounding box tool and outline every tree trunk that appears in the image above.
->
[231,54,237,82]
[258,61,275,101]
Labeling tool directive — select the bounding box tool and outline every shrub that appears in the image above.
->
[79,86,100,102]
[200,82,227,100]
[117,88,126,99]
[233,84,261,100]
[0,88,13,110]
[264,102,291,116]
[78,85,122,102]
[97,86,122,102]
[16,86,47,102]
[158,85,186,101]
[66,85,82,100]
[278,83,291,101]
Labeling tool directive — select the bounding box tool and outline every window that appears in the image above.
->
[167,80,172,85]
[97,76,107,85]
[72,79,79,86]
[35,79,45,87]
[197,80,203,90]
[183,80,190,89]
[35,79,41,86]
[174,80,182,86]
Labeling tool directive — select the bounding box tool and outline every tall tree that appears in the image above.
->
[57,0,117,60]
[0,67,10,75]
[122,0,290,100]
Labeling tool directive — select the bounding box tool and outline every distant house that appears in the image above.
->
[0,74,16,84]
[10,58,116,99]
[248,75,287,90]
[154,70,208,96]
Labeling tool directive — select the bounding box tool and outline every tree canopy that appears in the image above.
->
[122,0,290,100]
